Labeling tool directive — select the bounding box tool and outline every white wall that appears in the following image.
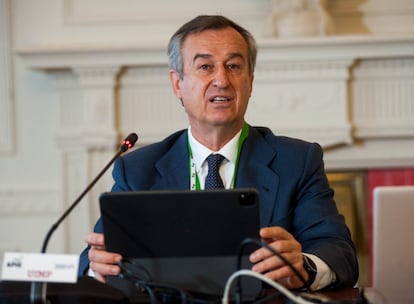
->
[0,0,63,256]
[1,0,414,261]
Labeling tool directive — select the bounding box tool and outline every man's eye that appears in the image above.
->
[199,64,210,70]
[228,64,240,70]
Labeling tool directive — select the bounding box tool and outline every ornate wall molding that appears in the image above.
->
[54,67,120,149]
[17,35,414,160]
[119,66,187,145]
[353,58,414,138]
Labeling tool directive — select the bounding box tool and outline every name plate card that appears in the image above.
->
[2,252,79,283]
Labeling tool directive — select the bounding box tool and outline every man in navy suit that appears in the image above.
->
[79,15,358,291]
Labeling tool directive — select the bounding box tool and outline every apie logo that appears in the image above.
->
[6,256,22,268]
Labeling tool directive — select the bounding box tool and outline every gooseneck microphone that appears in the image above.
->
[30,133,138,304]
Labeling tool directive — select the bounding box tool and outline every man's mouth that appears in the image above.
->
[210,96,231,103]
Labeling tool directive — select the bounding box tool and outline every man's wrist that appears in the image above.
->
[302,255,317,287]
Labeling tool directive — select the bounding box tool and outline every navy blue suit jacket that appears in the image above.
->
[79,126,358,289]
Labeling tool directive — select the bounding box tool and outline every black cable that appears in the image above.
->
[235,237,312,302]
[137,283,159,304]
[118,260,158,304]
[143,281,189,304]
[119,259,192,304]
[119,258,153,282]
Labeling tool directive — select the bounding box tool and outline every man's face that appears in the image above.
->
[169,27,254,134]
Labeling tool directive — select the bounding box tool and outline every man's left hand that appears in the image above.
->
[249,226,309,289]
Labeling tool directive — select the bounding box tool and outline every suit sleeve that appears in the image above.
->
[77,158,127,276]
[293,143,359,289]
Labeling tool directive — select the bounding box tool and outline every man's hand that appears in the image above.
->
[249,226,309,289]
[85,232,122,283]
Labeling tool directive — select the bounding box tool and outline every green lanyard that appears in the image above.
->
[188,123,249,190]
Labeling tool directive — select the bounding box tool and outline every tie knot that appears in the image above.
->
[206,153,225,169]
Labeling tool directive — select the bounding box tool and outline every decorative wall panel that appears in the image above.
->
[119,66,187,145]
[353,59,414,138]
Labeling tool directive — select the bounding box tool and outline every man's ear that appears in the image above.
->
[249,72,254,97]
[169,69,182,100]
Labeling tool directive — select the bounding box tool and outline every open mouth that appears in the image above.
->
[210,96,232,103]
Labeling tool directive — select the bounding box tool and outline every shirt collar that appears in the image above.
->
[187,127,242,169]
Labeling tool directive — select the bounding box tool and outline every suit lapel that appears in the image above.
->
[153,132,190,190]
[236,127,279,226]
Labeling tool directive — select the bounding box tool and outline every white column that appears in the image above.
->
[54,66,120,254]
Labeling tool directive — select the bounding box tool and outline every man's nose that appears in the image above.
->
[212,66,230,88]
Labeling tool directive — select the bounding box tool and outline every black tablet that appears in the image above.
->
[99,189,262,299]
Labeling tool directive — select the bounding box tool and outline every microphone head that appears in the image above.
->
[120,133,138,152]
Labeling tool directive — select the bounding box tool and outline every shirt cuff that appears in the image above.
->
[303,253,336,290]
[87,268,96,277]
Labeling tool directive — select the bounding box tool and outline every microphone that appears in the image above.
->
[30,133,138,304]
[120,133,138,153]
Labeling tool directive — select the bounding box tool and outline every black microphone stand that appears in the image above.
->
[30,133,138,304]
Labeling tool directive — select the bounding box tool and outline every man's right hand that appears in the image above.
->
[85,232,122,283]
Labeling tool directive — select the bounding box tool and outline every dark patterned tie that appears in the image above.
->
[205,154,225,189]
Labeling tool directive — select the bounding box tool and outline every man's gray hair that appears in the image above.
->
[167,15,257,78]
